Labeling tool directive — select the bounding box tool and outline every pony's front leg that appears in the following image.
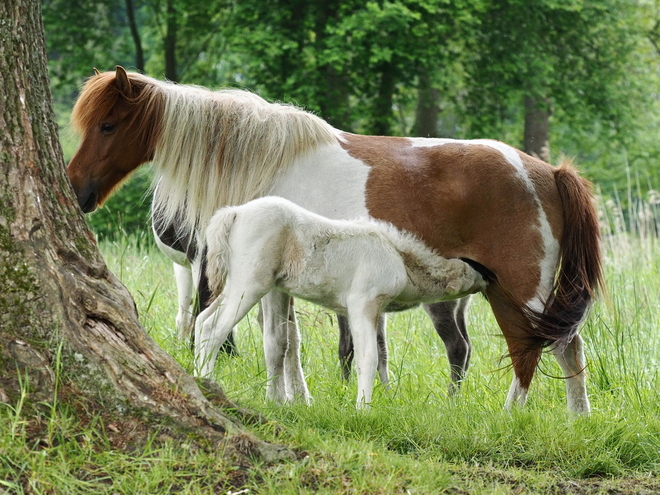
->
[347,299,380,409]
[173,262,194,340]
[261,291,309,404]
[553,334,590,415]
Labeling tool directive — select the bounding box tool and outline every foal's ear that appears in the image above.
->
[115,65,132,97]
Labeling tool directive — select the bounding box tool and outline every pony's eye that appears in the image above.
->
[100,122,117,135]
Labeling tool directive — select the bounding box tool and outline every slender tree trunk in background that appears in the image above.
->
[320,65,352,130]
[164,0,178,81]
[125,0,145,72]
[0,0,290,462]
[370,61,396,136]
[314,1,352,130]
[523,95,552,163]
[411,68,440,137]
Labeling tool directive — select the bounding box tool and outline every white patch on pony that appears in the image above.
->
[153,229,190,266]
[269,142,372,220]
[504,376,529,409]
[552,334,591,415]
[409,138,559,310]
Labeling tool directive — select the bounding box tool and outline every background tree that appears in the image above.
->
[0,0,290,463]
[43,0,660,237]
[463,0,644,163]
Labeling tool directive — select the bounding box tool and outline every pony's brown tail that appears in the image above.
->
[521,160,604,354]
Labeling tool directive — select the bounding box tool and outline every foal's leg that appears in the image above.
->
[261,291,310,404]
[193,286,263,378]
[552,334,590,414]
[338,313,388,385]
[195,260,238,355]
[423,298,472,394]
[282,298,310,402]
[347,299,381,409]
[173,262,194,340]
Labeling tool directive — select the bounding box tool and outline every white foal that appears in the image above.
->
[194,196,488,408]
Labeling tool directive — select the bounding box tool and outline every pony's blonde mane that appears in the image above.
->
[149,80,339,243]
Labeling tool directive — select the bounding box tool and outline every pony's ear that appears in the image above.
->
[115,65,132,97]
[93,67,100,76]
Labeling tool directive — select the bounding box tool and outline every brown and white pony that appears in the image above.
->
[67,66,603,413]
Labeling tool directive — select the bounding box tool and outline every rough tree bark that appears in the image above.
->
[370,60,397,136]
[0,0,290,462]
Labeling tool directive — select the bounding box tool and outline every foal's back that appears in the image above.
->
[229,197,411,311]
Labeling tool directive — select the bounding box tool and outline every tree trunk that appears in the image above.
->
[314,1,352,130]
[125,0,145,72]
[370,61,397,136]
[523,95,552,162]
[411,68,440,138]
[0,0,290,462]
[164,0,178,81]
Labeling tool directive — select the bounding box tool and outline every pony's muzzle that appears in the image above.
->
[75,181,99,213]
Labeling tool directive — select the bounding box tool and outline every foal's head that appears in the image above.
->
[67,66,163,212]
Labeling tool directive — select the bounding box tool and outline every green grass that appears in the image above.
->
[3,222,660,493]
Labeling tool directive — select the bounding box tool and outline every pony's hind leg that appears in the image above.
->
[283,297,310,403]
[486,287,542,410]
[261,290,310,404]
[423,298,471,394]
[552,334,590,414]
[376,315,389,388]
[337,315,354,381]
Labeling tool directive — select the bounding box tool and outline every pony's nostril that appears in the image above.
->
[79,190,98,213]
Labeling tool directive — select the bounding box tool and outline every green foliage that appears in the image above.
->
[44,0,660,236]
[43,0,136,92]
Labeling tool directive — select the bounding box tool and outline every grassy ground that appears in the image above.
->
[3,220,660,493]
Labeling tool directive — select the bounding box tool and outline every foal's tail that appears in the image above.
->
[523,160,604,353]
[204,208,238,298]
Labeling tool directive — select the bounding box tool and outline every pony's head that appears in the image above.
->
[67,66,163,212]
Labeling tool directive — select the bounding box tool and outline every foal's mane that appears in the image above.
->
[73,70,340,245]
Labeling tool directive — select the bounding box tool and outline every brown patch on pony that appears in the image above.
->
[341,133,544,302]
[521,160,603,346]
[71,66,164,151]
[341,134,602,389]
